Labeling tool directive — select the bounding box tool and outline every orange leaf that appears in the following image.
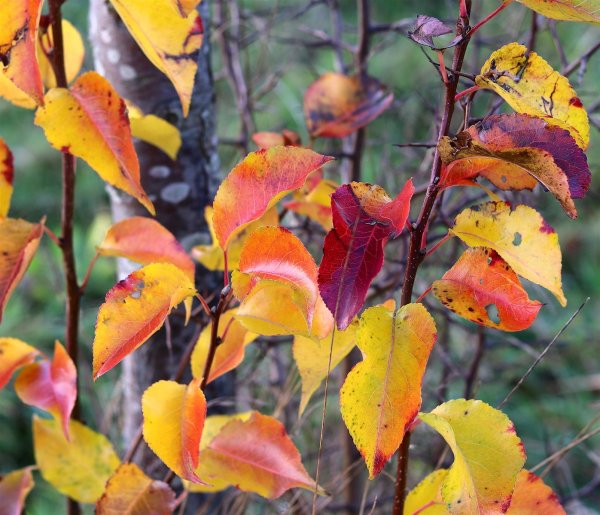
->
[0,138,14,217]
[0,0,44,105]
[213,146,332,249]
[93,263,196,379]
[304,73,393,138]
[0,338,39,390]
[35,72,154,214]
[142,379,207,483]
[252,129,301,149]
[507,470,565,514]
[0,466,35,515]
[197,412,321,498]
[97,217,195,281]
[0,218,44,322]
[97,463,176,515]
[15,341,77,440]
[433,248,542,332]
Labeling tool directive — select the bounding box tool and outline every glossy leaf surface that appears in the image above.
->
[0,466,35,515]
[0,337,38,390]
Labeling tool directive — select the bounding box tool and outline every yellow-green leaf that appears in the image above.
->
[404,469,449,515]
[516,0,600,24]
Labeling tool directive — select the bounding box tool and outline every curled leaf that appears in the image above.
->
[408,15,453,49]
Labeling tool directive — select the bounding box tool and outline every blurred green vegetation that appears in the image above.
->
[0,0,599,513]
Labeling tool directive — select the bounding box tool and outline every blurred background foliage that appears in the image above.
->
[0,0,599,513]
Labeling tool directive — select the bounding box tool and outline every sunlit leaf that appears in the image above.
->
[191,308,257,384]
[15,341,77,440]
[33,416,120,503]
[341,303,437,477]
[419,399,526,513]
[195,412,322,498]
[142,379,207,483]
[0,218,44,322]
[433,248,542,331]
[96,463,176,515]
[0,338,39,390]
[108,0,203,116]
[128,103,182,160]
[35,72,154,214]
[404,469,448,515]
[0,0,44,105]
[516,0,600,24]
[304,73,394,138]
[0,466,35,515]
[507,469,566,514]
[93,263,196,379]
[38,19,85,88]
[252,129,301,149]
[451,201,565,306]
[476,42,589,149]
[213,147,332,249]
[0,138,14,217]
[439,114,590,218]
[285,178,338,230]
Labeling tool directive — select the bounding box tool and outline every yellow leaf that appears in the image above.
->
[419,399,526,514]
[285,179,338,230]
[142,379,207,483]
[451,201,565,306]
[0,139,14,217]
[340,304,437,478]
[476,43,589,149]
[33,416,120,503]
[404,469,449,515]
[0,337,38,390]
[191,308,257,384]
[35,72,154,214]
[108,0,203,116]
[128,104,182,160]
[38,19,85,88]
[96,463,176,515]
[517,0,600,24]
[0,72,37,109]
[93,263,196,379]
[293,319,358,415]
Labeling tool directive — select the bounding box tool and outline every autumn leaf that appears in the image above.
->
[128,103,182,160]
[213,146,332,249]
[15,341,77,440]
[252,129,301,148]
[451,202,565,306]
[38,19,85,88]
[507,469,566,514]
[285,178,338,230]
[0,218,44,322]
[93,263,196,379]
[433,248,542,332]
[35,72,154,214]
[172,0,202,17]
[0,0,44,105]
[0,466,35,515]
[319,181,414,330]
[195,412,321,498]
[96,463,176,515]
[97,217,195,281]
[108,0,203,116]
[191,308,257,384]
[294,318,358,415]
[341,303,437,477]
[304,73,394,138]
[404,469,448,514]
[419,399,526,513]
[142,379,207,483]
[476,43,589,149]
[0,338,39,390]
[0,138,14,217]
[33,416,121,503]
[439,114,590,218]
[408,15,453,49]
[516,0,600,24]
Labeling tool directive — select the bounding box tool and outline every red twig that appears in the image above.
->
[455,84,480,102]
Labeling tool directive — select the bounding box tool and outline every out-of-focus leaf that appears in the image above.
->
[507,470,566,514]
[476,43,589,149]
[285,179,338,230]
[517,0,600,24]
[33,416,120,503]
[451,201,565,306]
[128,103,182,160]
[0,139,14,217]
[108,0,203,116]
[96,463,176,515]
[213,147,332,249]
[408,15,453,48]
[433,248,542,331]
[0,338,39,390]
[93,263,196,379]
[0,218,44,322]
[15,341,77,440]
[252,129,301,149]
[0,466,35,515]
[142,379,206,483]
[38,19,85,88]
[304,73,394,138]
[35,72,154,214]
[341,304,436,477]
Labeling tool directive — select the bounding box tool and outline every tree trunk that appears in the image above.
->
[88,0,225,459]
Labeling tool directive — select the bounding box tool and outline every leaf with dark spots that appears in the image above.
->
[408,15,453,49]
[0,138,14,217]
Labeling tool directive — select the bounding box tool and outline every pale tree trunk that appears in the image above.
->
[88,0,227,460]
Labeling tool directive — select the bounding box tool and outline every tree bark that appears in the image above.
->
[88,0,225,458]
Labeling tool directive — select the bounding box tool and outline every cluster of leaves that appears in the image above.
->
[0,0,597,513]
